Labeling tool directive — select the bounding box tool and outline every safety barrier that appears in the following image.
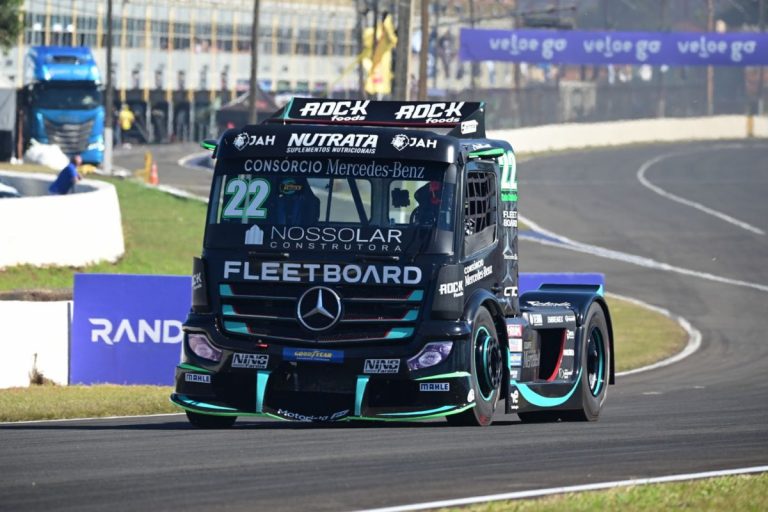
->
[0,171,125,268]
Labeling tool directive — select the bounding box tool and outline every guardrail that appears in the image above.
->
[0,171,125,269]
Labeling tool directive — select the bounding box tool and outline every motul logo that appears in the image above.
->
[298,100,370,119]
[394,102,465,122]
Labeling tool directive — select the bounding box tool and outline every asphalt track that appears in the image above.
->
[1,141,767,511]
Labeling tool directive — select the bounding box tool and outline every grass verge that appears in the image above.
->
[438,473,768,512]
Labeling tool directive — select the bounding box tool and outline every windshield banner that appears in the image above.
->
[459,28,768,66]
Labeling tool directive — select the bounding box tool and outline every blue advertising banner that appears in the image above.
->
[70,274,191,385]
[460,28,768,66]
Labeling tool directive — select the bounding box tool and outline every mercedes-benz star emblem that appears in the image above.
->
[297,286,342,332]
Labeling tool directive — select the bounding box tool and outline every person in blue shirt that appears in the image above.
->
[49,155,82,195]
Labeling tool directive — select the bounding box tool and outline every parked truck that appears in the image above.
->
[23,46,105,164]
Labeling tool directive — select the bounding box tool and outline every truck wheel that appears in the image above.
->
[447,307,502,427]
[563,302,611,422]
[186,411,237,429]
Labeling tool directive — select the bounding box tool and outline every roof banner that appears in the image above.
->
[460,28,768,66]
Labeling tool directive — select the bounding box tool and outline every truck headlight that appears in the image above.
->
[187,333,222,362]
[408,341,453,371]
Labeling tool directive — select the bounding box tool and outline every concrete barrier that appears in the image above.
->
[488,115,768,154]
[0,300,70,388]
[0,171,125,268]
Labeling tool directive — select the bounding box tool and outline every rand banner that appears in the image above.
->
[459,28,768,66]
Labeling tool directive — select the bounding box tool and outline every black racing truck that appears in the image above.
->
[171,99,614,427]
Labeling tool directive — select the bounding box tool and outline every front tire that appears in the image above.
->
[186,411,237,429]
[447,306,502,427]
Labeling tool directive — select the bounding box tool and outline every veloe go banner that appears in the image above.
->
[70,274,191,385]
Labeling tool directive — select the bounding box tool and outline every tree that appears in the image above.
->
[0,0,24,51]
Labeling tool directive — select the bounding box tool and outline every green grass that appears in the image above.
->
[0,176,206,292]
[438,473,768,512]
[0,384,176,422]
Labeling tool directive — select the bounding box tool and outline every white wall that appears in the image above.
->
[0,301,70,388]
[0,171,125,268]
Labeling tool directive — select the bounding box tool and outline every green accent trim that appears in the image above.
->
[469,148,505,158]
[281,98,294,120]
[501,192,518,202]
[220,284,234,297]
[175,394,238,411]
[224,321,249,334]
[512,368,583,408]
[200,140,217,151]
[256,371,270,413]
[178,363,212,374]
[407,290,424,301]
[415,371,471,381]
[357,403,475,421]
[264,413,288,421]
[401,309,418,321]
[386,327,413,339]
[355,376,369,417]
[592,329,605,397]
[222,305,236,316]
[379,405,456,417]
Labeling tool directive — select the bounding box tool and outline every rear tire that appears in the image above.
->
[447,307,502,427]
[563,302,610,422]
[186,411,237,429]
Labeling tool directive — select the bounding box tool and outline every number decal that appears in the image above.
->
[222,178,270,219]
[499,150,517,192]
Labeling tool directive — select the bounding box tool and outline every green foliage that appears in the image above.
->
[0,0,24,50]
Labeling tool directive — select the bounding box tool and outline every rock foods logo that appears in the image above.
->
[297,100,370,121]
[390,134,438,151]
[393,102,465,123]
[232,132,275,151]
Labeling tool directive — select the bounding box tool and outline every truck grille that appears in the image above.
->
[43,119,93,154]
[219,282,423,344]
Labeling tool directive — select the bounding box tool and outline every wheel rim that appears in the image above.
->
[586,326,605,397]
[475,326,502,401]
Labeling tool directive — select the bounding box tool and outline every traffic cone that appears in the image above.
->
[149,162,159,185]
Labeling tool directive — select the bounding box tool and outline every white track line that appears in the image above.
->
[520,215,768,294]
[356,465,768,512]
[609,292,702,377]
[0,412,185,426]
[636,145,765,236]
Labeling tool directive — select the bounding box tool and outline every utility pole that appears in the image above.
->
[104,0,113,175]
[706,0,714,115]
[417,0,429,100]
[392,0,413,100]
[469,0,476,95]
[247,0,260,124]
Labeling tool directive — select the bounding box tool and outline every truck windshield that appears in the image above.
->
[32,83,102,110]
[207,158,455,255]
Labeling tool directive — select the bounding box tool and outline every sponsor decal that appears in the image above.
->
[283,347,344,363]
[364,359,400,374]
[277,408,350,422]
[470,143,491,150]
[391,134,438,151]
[286,133,378,155]
[547,315,564,323]
[279,178,303,194]
[223,261,422,284]
[509,368,521,380]
[525,313,543,326]
[525,300,572,308]
[504,251,518,261]
[419,382,450,392]
[245,225,264,245]
[558,368,574,380]
[244,158,324,174]
[502,210,518,228]
[508,338,523,352]
[510,389,519,406]
[394,102,465,123]
[327,159,425,179]
[232,353,269,369]
[467,389,476,402]
[565,314,576,323]
[438,280,464,298]
[297,100,370,121]
[566,330,575,340]
[524,353,540,368]
[510,352,522,366]
[89,318,183,346]
[464,259,493,286]
[185,373,211,383]
[503,286,518,298]
[232,132,276,151]
[460,119,478,134]
[192,272,203,290]
[267,226,403,253]
[563,349,575,357]
[506,324,523,338]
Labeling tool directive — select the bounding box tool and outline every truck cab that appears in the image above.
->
[172,99,614,427]
[24,46,105,165]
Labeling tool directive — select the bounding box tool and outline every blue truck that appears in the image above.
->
[23,46,105,164]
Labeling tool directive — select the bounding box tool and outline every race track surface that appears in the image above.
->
[1,141,766,511]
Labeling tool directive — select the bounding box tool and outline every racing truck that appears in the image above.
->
[171,99,614,427]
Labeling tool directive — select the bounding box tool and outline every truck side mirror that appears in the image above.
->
[391,188,410,208]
